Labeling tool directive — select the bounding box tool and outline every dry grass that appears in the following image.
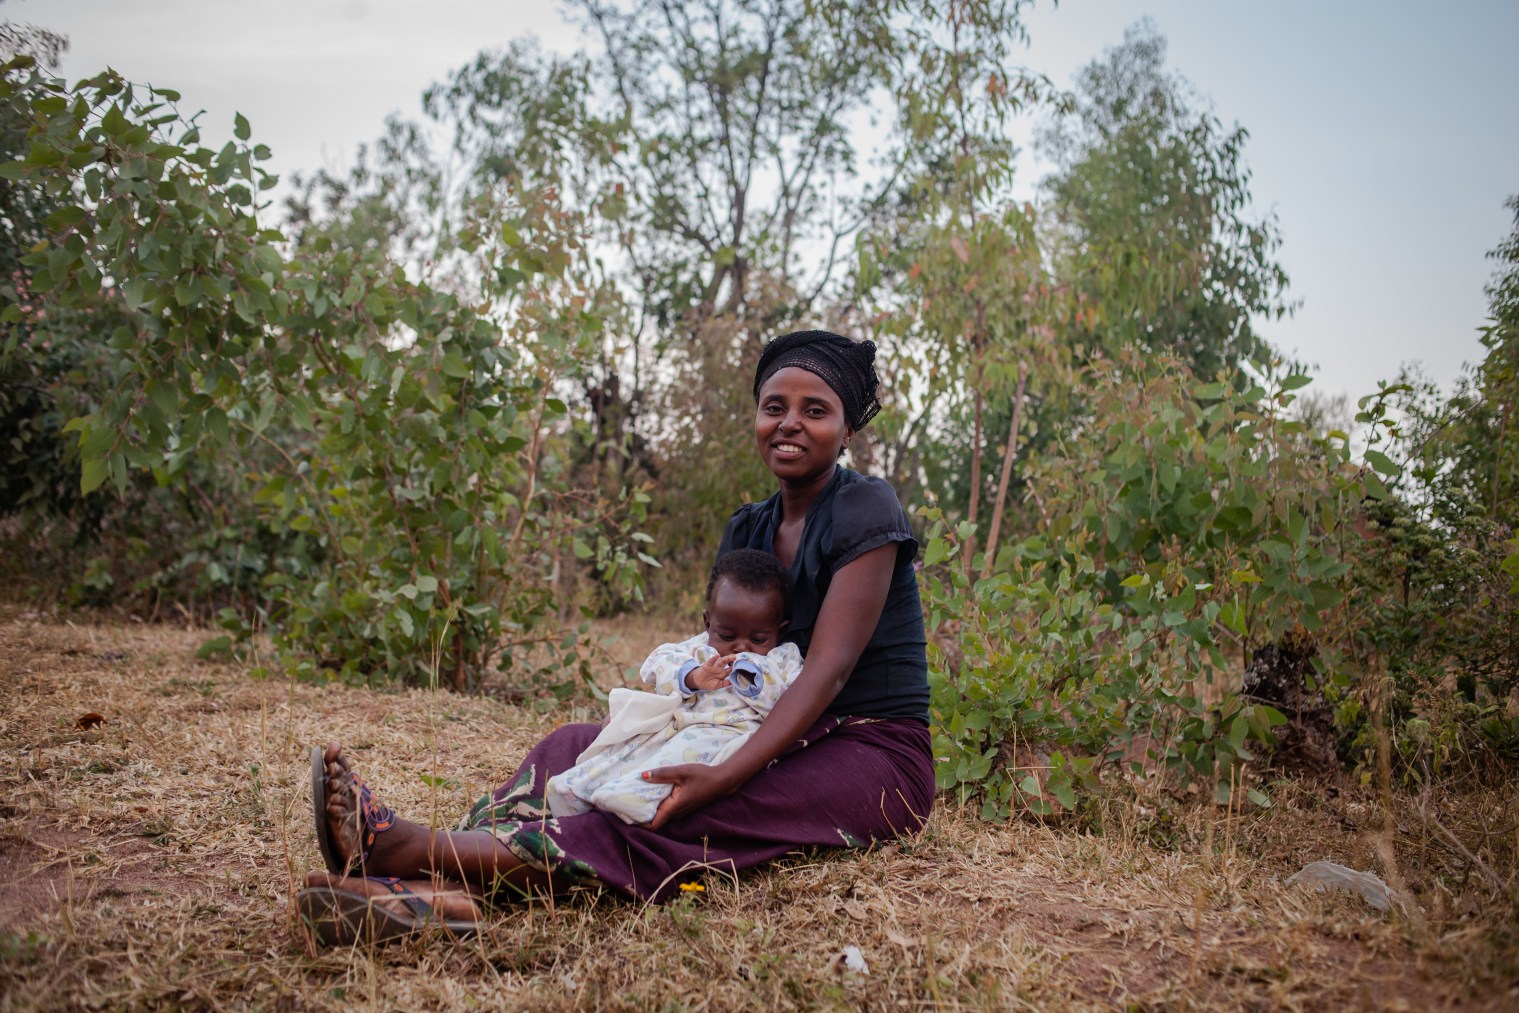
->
[1,605,1515,1011]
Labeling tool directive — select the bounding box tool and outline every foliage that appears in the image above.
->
[0,58,648,690]
[0,3,65,70]
[278,1,955,597]
[1039,21,1291,378]
[1448,194,1519,529]
[0,39,294,616]
[1326,202,1519,775]
[282,2,1073,598]
[1332,487,1519,773]
[926,351,1397,813]
[923,518,1285,819]
[862,18,1291,583]
[0,15,68,520]
[3,4,1515,826]
[851,0,1059,584]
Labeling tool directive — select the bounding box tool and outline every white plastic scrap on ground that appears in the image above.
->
[841,946,869,974]
[1288,861,1397,911]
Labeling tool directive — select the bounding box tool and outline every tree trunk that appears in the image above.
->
[964,388,984,580]
[451,631,467,693]
[1493,399,1509,518]
[981,361,1029,582]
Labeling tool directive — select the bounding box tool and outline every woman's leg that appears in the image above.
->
[299,870,484,922]
[316,743,558,896]
[462,717,936,904]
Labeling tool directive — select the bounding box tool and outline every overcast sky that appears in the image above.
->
[22,0,1519,405]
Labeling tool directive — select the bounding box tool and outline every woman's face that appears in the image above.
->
[754,366,854,485]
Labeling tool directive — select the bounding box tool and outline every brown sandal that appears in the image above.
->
[297,877,480,947]
[311,745,395,876]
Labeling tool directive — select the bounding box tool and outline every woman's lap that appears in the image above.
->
[459,716,933,902]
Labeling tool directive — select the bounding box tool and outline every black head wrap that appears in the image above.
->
[752,330,881,430]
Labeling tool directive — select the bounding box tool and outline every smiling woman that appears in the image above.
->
[298,329,934,945]
[756,367,855,484]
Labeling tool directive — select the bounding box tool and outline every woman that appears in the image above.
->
[299,329,933,944]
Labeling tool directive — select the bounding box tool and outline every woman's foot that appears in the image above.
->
[315,742,411,876]
[310,743,549,901]
[299,871,483,946]
[318,742,364,870]
[302,871,483,921]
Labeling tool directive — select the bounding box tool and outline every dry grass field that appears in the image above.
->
[1,604,1514,1011]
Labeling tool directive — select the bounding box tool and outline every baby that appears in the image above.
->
[545,548,802,824]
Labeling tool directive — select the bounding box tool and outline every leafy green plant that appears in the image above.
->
[924,352,1394,815]
[923,511,1283,819]
[1,58,650,690]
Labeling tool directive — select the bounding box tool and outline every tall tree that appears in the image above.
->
[1,18,90,522]
[1039,20,1290,378]
[1476,195,1519,524]
[854,0,1066,577]
[285,2,933,589]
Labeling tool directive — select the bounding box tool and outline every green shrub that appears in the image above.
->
[926,352,1388,815]
[1,59,651,690]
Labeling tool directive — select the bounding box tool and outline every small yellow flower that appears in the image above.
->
[679,882,705,893]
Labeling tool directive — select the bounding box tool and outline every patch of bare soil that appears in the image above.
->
[0,607,1514,1011]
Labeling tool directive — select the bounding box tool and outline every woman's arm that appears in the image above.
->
[643,541,897,829]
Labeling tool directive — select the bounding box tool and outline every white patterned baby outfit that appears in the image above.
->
[545,632,804,824]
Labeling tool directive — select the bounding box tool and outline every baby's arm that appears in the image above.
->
[685,654,735,691]
[727,643,804,716]
[641,634,719,696]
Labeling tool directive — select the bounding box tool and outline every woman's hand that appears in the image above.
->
[642,763,736,830]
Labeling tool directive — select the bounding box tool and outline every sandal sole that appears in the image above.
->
[311,746,344,875]
[297,887,480,947]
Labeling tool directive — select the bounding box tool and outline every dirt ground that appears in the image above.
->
[0,607,1513,1011]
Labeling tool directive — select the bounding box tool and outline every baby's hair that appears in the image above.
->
[705,548,790,606]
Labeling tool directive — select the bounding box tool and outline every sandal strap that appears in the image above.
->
[343,773,396,875]
[356,776,395,832]
[371,877,437,923]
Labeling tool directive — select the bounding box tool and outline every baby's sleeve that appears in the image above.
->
[640,634,716,697]
[727,642,804,717]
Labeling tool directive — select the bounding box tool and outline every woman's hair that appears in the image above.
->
[706,548,791,606]
[753,330,881,430]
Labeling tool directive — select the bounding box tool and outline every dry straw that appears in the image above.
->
[1,605,1514,1010]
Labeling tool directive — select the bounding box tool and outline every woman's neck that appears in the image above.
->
[777,463,838,521]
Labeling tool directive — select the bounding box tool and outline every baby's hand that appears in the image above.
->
[687,654,736,691]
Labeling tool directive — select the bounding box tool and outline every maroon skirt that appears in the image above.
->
[458,715,934,903]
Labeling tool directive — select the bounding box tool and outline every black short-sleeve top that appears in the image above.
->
[717,467,929,724]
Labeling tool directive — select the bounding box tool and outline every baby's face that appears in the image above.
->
[703,578,786,656]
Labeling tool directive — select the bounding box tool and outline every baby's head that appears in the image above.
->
[702,549,789,656]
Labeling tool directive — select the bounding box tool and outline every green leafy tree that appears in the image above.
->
[1,59,647,690]
[853,0,1056,576]
[1331,202,1519,768]
[0,34,295,615]
[1468,195,1519,525]
[925,351,1398,814]
[0,14,68,518]
[282,2,934,602]
[1039,20,1290,378]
